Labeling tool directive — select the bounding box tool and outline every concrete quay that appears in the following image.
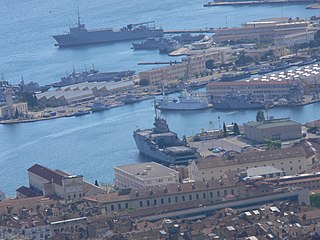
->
[204,0,315,7]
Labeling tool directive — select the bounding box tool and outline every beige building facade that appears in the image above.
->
[244,118,302,143]
[274,31,316,47]
[188,147,309,181]
[139,51,224,85]
[206,79,297,101]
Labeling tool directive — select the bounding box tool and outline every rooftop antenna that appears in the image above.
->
[77,6,81,26]
[209,121,214,130]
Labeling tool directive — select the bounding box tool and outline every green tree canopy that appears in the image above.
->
[205,59,215,71]
[139,79,150,86]
[233,123,240,136]
[235,51,254,66]
[256,110,265,122]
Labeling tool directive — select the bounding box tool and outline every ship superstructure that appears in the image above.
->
[133,111,198,165]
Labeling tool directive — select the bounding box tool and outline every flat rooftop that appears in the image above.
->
[245,118,300,129]
[114,162,179,180]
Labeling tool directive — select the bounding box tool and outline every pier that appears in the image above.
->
[138,61,181,65]
[163,29,215,34]
[204,0,316,7]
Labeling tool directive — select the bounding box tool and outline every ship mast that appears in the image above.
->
[77,6,81,27]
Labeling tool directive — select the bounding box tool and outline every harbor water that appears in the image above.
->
[0,0,320,195]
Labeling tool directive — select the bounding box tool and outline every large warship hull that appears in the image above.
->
[53,29,164,47]
[214,97,265,110]
[157,101,208,110]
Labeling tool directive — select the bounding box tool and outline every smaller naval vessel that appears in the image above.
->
[156,90,209,111]
[133,110,198,165]
[213,95,265,110]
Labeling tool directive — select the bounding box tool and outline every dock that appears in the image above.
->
[164,29,215,34]
[204,0,315,7]
[137,61,181,65]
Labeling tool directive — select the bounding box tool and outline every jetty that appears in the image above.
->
[204,0,316,7]
[138,61,181,65]
[164,29,215,34]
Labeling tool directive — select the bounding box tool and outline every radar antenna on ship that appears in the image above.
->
[77,6,81,27]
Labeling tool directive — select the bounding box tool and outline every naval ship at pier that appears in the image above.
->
[133,111,199,165]
[53,12,163,47]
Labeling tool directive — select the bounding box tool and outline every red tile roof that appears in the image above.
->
[28,164,66,186]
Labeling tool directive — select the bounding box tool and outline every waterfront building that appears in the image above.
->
[114,162,179,189]
[26,164,104,201]
[0,90,28,119]
[188,147,308,181]
[206,79,298,102]
[213,18,312,43]
[243,118,302,143]
[36,80,134,106]
[139,50,225,85]
[274,31,316,47]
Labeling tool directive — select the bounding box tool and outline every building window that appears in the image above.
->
[168,197,171,203]
[140,201,143,207]
[231,189,235,195]
[203,193,206,199]
[118,204,121,210]
[161,198,164,204]
[196,194,199,200]
[217,191,220,197]
[210,192,213,198]
[111,205,114,211]
[182,196,185,202]
[147,200,150,206]
[175,196,178,203]
[189,195,192,200]
[125,203,128,209]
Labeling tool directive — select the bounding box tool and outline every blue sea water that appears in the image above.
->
[0,0,319,196]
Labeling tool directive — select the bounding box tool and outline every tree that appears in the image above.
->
[233,123,240,136]
[235,51,254,66]
[94,180,99,186]
[139,79,150,86]
[14,108,19,119]
[223,122,227,137]
[205,59,215,71]
[256,110,265,122]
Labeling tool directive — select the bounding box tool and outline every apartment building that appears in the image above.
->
[274,31,316,47]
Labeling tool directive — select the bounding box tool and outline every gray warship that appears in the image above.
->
[133,111,198,165]
[53,12,163,47]
[213,95,265,110]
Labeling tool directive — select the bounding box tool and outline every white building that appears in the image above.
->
[114,162,179,189]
